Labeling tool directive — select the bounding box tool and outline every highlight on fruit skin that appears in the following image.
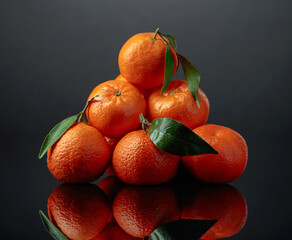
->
[181,124,248,184]
[47,122,111,183]
[47,183,111,240]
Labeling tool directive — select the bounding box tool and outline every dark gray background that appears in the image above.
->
[1,0,291,239]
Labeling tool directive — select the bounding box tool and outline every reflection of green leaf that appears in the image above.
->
[38,115,77,159]
[39,210,69,240]
[148,118,218,156]
[178,54,201,108]
[161,44,175,94]
[149,219,217,240]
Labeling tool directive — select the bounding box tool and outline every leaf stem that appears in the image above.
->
[139,113,151,133]
[78,94,99,122]
[152,28,160,40]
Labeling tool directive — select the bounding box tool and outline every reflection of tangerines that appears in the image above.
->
[182,124,248,183]
[86,80,146,138]
[98,176,123,203]
[98,176,124,223]
[47,184,111,240]
[118,33,178,89]
[113,185,179,238]
[115,74,156,100]
[47,122,111,183]
[104,136,120,176]
[93,222,141,240]
[148,80,209,129]
[113,130,180,185]
[181,184,248,240]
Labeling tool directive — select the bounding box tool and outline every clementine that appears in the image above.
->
[148,80,210,129]
[47,122,111,183]
[182,124,248,183]
[86,80,146,138]
[112,130,180,185]
[112,184,180,238]
[118,32,178,89]
[47,184,111,240]
[180,184,248,239]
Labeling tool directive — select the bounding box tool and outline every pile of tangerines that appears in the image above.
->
[40,29,248,185]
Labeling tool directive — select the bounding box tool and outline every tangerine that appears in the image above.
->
[112,130,180,185]
[118,32,178,89]
[148,80,210,129]
[47,184,111,240]
[180,184,248,239]
[47,122,111,183]
[113,184,179,238]
[86,80,146,138]
[182,124,248,183]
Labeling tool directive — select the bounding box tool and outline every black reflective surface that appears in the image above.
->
[1,0,291,239]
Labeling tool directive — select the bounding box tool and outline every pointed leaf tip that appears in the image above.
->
[38,115,78,159]
[178,54,201,108]
[148,118,217,156]
[161,44,175,94]
[39,210,69,240]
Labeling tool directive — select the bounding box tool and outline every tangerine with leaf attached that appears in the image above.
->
[112,130,180,185]
[47,122,111,183]
[86,80,147,138]
[182,124,248,183]
[148,80,210,129]
[118,32,178,89]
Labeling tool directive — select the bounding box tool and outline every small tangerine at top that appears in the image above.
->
[118,32,178,89]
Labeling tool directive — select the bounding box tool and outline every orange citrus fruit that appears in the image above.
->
[113,184,180,238]
[182,124,248,183]
[180,184,248,239]
[148,80,210,129]
[112,130,180,185]
[47,122,111,183]
[118,32,178,89]
[86,80,146,138]
[47,184,111,240]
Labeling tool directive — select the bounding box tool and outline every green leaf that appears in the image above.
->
[165,34,177,51]
[148,118,217,156]
[178,54,201,108]
[161,44,175,94]
[149,219,217,240]
[38,115,78,159]
[39,210,69,240]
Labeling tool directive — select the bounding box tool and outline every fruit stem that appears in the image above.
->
[158,33,169,46]
[139,113,151,133]
[78,94,99,122]
[152,28,160,40]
